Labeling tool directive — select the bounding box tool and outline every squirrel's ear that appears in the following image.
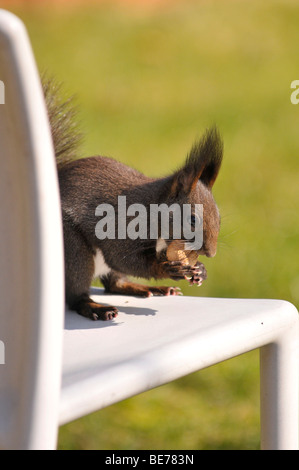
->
[198,127,223,188]
[170,127,223,196]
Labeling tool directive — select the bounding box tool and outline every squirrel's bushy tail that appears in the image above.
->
[42,75,82,167]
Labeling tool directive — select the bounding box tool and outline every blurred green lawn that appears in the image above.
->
[4,0,299,449]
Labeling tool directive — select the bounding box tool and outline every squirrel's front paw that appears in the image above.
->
[188,261,207,286]
[162,260,201,281]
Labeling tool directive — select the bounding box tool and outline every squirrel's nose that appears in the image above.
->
[198,246,217,258]
[205,246,217,258]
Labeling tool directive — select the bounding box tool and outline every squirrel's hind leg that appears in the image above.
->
[101,271,181,297]
[63,217,118,320]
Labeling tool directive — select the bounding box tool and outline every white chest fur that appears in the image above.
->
[93,249,111,279]
[155,237,167,253]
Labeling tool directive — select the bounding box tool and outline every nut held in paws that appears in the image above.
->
[166,240,198,266]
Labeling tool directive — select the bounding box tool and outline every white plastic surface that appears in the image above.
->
[61,288,299,449]
[0,10,64,450]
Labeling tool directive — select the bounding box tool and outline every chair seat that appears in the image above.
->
[60,288,297,425]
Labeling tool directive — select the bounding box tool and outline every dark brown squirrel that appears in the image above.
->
[43,78,223,321]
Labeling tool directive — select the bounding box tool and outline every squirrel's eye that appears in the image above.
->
[187,214,197,226]
[187,214,203,228]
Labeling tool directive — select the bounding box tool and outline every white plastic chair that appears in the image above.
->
[0,10,298,450]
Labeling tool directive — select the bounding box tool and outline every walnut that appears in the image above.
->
[166,239,198,266]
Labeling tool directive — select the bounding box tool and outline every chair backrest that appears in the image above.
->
[0,10,64,449]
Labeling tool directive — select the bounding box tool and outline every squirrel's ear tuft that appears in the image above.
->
[170,127,223,196]
[196,126,223,188]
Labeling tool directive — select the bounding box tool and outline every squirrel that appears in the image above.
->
[43,78,223,321]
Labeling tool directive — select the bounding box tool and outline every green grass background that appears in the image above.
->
[3,0,299,449]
